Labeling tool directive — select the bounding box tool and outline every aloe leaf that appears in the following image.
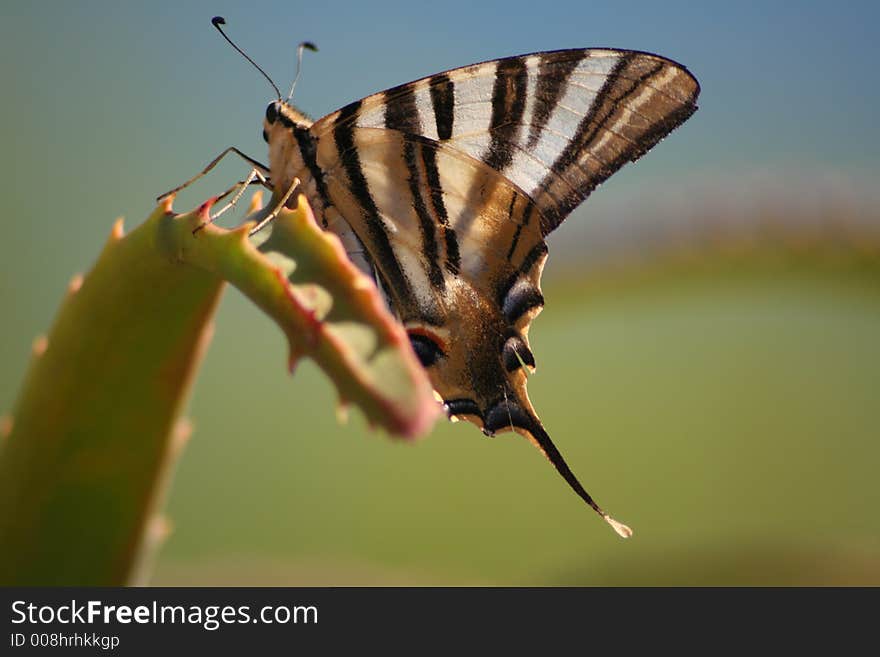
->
[0,217,223,585]
[0,193,438,585]
[170,193,439,439]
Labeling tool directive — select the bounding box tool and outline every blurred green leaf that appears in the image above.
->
[0,213,222,585]
[0,192,438,585]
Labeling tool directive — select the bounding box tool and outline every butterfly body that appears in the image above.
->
[260,48,700,534]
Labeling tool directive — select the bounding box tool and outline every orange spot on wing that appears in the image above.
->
[405,327,447,353]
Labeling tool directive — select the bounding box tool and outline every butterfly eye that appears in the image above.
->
[265,102,278,124]
[407,331,445,367]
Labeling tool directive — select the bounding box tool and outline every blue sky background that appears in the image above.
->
[3,0,878,218]
[3,0,877,331]
[4,1,878,200]
[2,1,877,278]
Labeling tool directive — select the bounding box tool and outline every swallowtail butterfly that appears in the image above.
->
[173,18,700,537]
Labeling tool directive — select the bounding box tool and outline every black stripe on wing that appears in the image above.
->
[429,73,455,141]
[333,100,417,309]
[527,53,585,149]
[506,198,534,261]
[420,142,461,274]
[293,126,332,227]
[402,139,445,290]
[383,82,422,134]
[484,58,528,172]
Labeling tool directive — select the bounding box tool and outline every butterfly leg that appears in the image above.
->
[156,146,270,202]
[211,168,271,219]
[247,177,301,236]
[191,169,273,234]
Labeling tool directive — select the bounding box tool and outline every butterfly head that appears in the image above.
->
[262,100,314,195]
[263,100,312,134]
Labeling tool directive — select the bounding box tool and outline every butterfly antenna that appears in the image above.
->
[286,41,319,101]
[211,16,282,99]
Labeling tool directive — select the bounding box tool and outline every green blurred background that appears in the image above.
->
[2,1,878,585]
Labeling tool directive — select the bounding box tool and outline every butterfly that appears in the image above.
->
[170,17,700,537]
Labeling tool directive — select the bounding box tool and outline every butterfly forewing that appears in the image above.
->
[310,48,700,234]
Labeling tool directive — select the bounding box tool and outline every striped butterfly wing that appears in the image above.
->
[315,48,700,234]
[311,127,591,509]
[303,48,699,531]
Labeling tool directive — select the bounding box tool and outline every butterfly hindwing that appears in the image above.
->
[313,125,543,337]
[308,123,618,517]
